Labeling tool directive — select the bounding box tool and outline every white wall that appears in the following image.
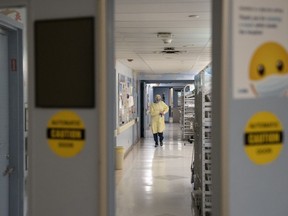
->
[115,61,140,154]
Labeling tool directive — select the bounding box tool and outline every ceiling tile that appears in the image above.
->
[115,0,211,75]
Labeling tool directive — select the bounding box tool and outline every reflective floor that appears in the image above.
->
[116,123,195,216]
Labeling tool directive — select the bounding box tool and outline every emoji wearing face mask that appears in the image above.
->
[249,42,288,97]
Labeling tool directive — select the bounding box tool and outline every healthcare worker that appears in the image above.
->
[150,94,169,147]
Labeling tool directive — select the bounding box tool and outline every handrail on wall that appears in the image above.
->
[115,117,139,136]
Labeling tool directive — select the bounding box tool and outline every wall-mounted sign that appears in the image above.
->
[0,8,24,23]
[232,0,288,99]
[47,110,85,158]
[244,111,283,165]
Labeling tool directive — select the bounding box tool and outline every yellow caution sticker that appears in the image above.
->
[47,111,85,157]
[244,112,283,165]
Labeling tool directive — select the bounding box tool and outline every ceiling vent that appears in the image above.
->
[157,32,173,44]
[161,47,179,54]
[160,47,186,55]
[153,47,187,55]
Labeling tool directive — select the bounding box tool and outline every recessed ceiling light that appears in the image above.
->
[188,15,199,18]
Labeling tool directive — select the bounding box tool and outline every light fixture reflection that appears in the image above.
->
[178,142,183,150]
[144,185,152,192]
[143,170,153,186]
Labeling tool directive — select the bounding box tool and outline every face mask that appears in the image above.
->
[252,74,288,97]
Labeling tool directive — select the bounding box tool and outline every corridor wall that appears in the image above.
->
[116,61,140,155]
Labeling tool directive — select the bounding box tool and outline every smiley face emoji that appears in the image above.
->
[249,42,288,97]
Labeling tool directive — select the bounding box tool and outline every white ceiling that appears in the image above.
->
[115,0,211,75]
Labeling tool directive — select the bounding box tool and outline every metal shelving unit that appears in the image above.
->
[182,84,195,143]
[192,68,212,216]
[179,89,184,130]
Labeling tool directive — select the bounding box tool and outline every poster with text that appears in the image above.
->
[233,0,288,99]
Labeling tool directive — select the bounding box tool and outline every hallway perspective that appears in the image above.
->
[116,123,194,216]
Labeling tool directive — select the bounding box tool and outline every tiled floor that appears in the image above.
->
[116,123,195,216]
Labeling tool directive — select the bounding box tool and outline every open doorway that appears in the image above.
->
[0,8,26,216]
[115,0,211,215]
[140,81,194,138]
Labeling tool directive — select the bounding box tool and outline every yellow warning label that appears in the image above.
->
[244,111,283,165]
[47,111,85,158]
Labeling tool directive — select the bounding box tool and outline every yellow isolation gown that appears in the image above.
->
[150,101,169,134]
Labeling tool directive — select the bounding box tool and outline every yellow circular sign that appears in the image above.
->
[47,111,85,158]
[244,111,283,165]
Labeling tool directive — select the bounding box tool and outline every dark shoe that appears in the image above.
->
[154,143,158,147]
[160,142,163,146]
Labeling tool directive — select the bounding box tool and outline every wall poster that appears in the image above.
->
[233,0,288,99]
[118,74,136,126]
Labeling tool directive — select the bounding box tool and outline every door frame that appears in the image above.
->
[0,13,24,216]
[140,80,193,138]
[140,81,145,137]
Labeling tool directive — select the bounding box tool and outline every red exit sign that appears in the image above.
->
[11,59,17,72]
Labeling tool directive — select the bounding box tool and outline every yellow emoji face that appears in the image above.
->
[249,42,288,81]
